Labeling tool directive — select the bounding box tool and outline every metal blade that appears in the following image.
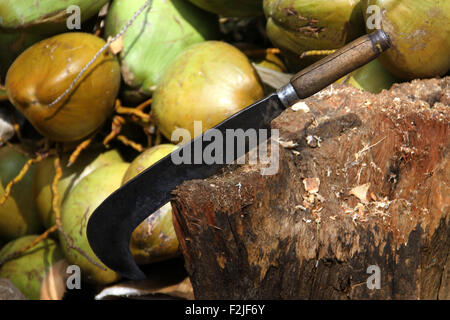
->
[87,94,284,280]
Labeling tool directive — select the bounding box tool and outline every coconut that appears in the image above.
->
[59,162,130,285]
[336,58,399,93]
[188,0,263,17]
[263,0,365,70]
[122,144,180,265]
[5,32,121,142]
[362,0,450,80]
[104,0,219,99]
[0,146,42,241]
[33,149,124,229]
[0,235,67,300]
[152,41,264,142]
[0,0,109,34]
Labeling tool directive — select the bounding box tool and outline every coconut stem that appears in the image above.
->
[114,98,151,122]
[243,48,281,57]
[300,49,337,59]
[52,155,107,271]
[116,106,150,121]
[104,99,150,151]
[117,135,144,153]
[103,115,126,146]
[68,137,93,167]
[51,156,63,228]
[135,98,153,111]
[0,154,44,206]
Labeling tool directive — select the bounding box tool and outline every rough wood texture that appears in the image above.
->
[171,77,449,300]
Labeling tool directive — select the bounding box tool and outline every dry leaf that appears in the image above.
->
[253,64,292,89]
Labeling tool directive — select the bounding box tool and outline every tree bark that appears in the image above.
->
[171,77,449,300]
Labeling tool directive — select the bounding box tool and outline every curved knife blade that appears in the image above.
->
[87,94,284,280]
[87,30,391,280]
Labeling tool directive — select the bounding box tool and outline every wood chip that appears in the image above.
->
[303,178,320,194]
[291,101,310,113]
[349,183,371,203]
[278,139,298,149]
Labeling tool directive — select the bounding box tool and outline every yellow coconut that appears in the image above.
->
[122,144,180,265]
[152,41,264,142]
[362,0,450,79]
[5,32,121,141]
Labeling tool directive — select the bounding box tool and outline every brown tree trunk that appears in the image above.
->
[171,77,449,300]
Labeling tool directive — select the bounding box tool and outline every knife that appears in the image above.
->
[87,30,391,280]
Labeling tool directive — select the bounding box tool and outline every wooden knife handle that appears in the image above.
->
[290,30,391,99]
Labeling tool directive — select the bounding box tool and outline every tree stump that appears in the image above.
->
[171,77,449,300]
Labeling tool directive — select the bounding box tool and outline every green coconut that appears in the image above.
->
[336,58,399,93]
[105,0,219,99]
[0,235,66,300]
[0,0,109,34]
[263,0,365,70]
[33,149,124,229]
[6,32,121,142]
[59,162,130,285]
[152,41,264,141]
[188,0,263,17]
[122,144,179,265]
[0,146,42,241]
[362,0,450,80]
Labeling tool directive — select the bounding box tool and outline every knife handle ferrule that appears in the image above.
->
[287,30,391,102]
[277,83,300,108]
